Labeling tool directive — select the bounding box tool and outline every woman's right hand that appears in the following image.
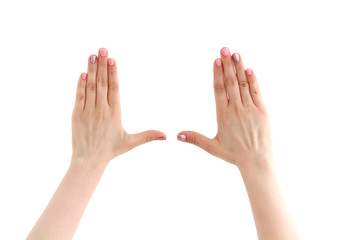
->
[177,47,273,172]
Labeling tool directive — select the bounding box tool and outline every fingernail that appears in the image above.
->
[108,58,115,66]
[100,48,107,57]
[221,47,230,57]
[157,137,166,140]
[233,53,240,62]
[246,68,253,76]
[215,58,222,67]
[81,72,87,80]
[177,134,186,142]
[90,55,96,64]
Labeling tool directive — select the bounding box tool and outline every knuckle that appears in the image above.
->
[225,77,238,86]
[188,134,197,145]
[146,135,153,142]
[239,80,249,88]
[87,82,96,92]
[109,83,119,92]
[251,89,259,95]
[76,94,85,102]
[97,77,107,87]
[214,83,225,93]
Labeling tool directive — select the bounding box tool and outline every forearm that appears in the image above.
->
[239,161,300,240]
[27,159,107,240]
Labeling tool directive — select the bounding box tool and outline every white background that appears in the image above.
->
[0,0,359,239]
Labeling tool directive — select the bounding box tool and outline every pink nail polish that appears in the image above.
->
[90,55,96,64]
[246,68,253,76]
[108,58,115,66]
[81,72,87,80]
[100,48,107,57]
[215,58,222,67]
[177,134,186,142]
[233,53,240,62]
[221,47,230,57]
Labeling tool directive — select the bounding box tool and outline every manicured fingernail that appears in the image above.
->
[100,48,107,57]
[90,55,96,64]
[108,58,115,66]
[233,53,240,62]
[246,68,253,76]
[81,72,87,80]
[221,47,230,56]
[157,137,166,140]
[215,58,222,67]
[177,134,186,142]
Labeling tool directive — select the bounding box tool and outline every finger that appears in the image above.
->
[85,54,97,111]
[74,72,87,112]
[213,58,228,117]
[220,47,241,106]
[177,131,216,155]
[245,68,265,108]
[107,58,120,109]
[96,48,108,107]
[127,130,166,149]
[232,53,254,107]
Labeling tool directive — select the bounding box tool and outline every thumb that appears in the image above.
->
[177,131,215,154]
[128,130,166,149]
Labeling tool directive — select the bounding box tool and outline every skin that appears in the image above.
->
[177,47,301,240]
[27,47,300,240]
[27,48,166,240]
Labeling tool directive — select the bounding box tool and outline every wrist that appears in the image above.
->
[237,159,279,194]
[70,156,108,173]
[236,155,275,178]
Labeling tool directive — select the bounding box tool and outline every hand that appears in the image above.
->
[72,48,166,166]
[177,47,272,171]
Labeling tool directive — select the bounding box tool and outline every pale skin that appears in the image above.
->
[177,47,301,240]
[27,47,300,240]
[27,48,166,240]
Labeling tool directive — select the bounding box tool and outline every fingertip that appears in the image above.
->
[177,133,187,142]
[89,55,97,64]
[78,73,87,88]
[81,72,87,80]
[221,47,230,57]
[108,58,115,67]
[246,68,253,76]
[232,53,240,62]
[156,132,167,141]
[99,48,108,57]
[215,58,222,67]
